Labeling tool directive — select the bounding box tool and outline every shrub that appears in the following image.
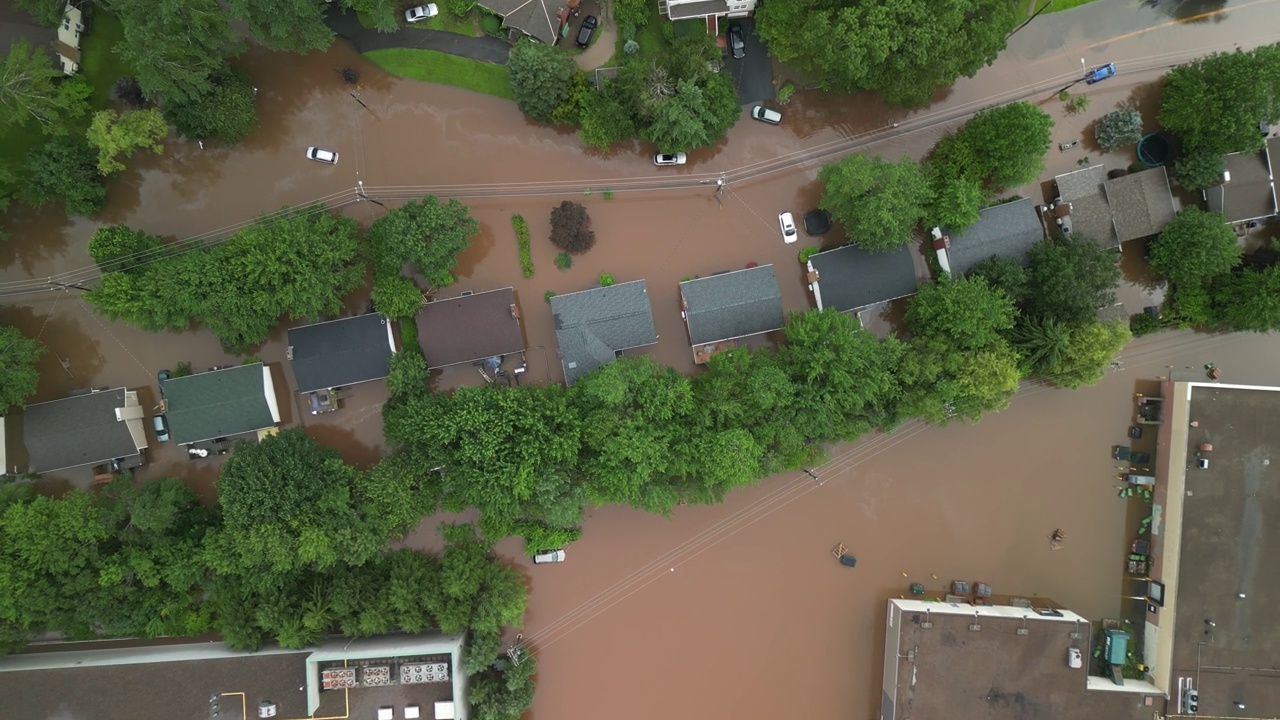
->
[777,83,795,104]
[514,523,582,555]
[555,251,573,270]
[373,275,426,320]
[1129,312,1165,337]
[1068,95,1089,114]
[550,201,596,253]
[624,39,639,55]
[511,214,534,278]
[599,273,615,287]
[602,189,614,199]
[113,77,146,108]
[173,361,193,377]
[544,290,556,303]
[1095,109,1143,152]
[1058,89,1071,102]
[478,10,502,35]
[798,246,820,264]
[448,0,475,17]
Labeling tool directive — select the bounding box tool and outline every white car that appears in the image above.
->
[533,549,566,564]
[778,211,798,244]
[654,152,687,166]
[305,147,339,164]
[405,4,439,22]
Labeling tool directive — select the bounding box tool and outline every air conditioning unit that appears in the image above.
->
[1184,688,1199,714]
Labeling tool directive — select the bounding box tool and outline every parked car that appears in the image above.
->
[157,369,170,398]
[751,106,782,125]
[404,3,439,22]
[728,23,745,59]
[534,549,566,564]
[778,212,798,244]
[1085,62,1116,84]
[153,414,170,443]
[654,152,687,166]
[576,15,597,48]
[305,147,339,164]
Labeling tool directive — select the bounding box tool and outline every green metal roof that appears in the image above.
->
[164,364,278,445]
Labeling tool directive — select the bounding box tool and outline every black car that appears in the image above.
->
[576,15,597,49]
[728,23,745,59]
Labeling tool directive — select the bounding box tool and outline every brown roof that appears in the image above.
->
[416,288,525,368]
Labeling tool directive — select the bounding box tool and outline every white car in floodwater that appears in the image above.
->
[305,147,339,164]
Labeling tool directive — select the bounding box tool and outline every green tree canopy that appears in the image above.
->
[343,0,399,32]
[692,349,808,474]
[87,224,167,274]
[21,135,108,216]
[1023,236,1121,326]
[0,325,44,411]
[925,172,984,232]
[1173,149,1227,191]
[372,274,424,320]
[931,102,1053,191]
[897,335,1021,424]
[508,38,577,124]
[11,0,64,27]
[109,0,243,104]
[1024,318,1131,389]
[1159,45,1280,164]
[641,74,740,153]
[0,40,91,131]
[1211,265,1280,332]
[86,109,168,174]
[161,66,259,144]
[1148,207,1241,287]
[965,254,1029,306]
[227,0,335,53]
[755,0,1015,107]
[818,154,931,252]
[905,276,1015,351]
[470,648,538,720]
[578,85,636,151]
[366,195,478,286]
[1094,108,1144,152]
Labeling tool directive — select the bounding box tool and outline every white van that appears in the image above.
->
[751,106,782,125]
[533,549,566,564]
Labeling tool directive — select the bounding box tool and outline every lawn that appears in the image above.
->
[364,48,513,100]
[359,8,482,36]
[1042,0,1101,13]
[614,5,672,64]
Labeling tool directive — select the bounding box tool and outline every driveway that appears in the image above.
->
[325,6,512,64]
[574,2,616,72]
[722,18,773,105]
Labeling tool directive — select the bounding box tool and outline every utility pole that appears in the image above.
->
[47,280,87,292]
[1007,0,1054,40]
[356,180,387,208]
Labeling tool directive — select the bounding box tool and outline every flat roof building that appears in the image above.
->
[286,313,398,393]
[806,244,917,311]
[679,265,784,363]
[22,388,148,474]
[164,364,281,445]
[417,288,525,370]
[550,280,658,385]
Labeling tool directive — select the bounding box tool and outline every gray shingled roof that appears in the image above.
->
[1107,167,1177,242]
[287,314,396,394]
[23,388,144,473]
[1205,148,1277,223]
[947,198,1045,275]
[417,288,525,369]
[476,0,558,44]
[165,364,278,445]
[809,245,917,311]
[550,280,658,385]
[680,265,784,346]
[1056,165,1118,247]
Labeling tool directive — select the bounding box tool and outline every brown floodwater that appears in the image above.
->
[4,2,1280,718]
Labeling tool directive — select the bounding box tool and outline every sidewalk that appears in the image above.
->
[325,7,512,64]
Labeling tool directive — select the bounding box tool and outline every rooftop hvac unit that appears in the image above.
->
[257,701,278,718]
[1184,689,1199,714]
[362,666,393,687]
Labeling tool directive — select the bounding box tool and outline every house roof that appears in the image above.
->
[1055,165,1177,247]
[417,288,525,369]
[550,280,658,385]
[286,314,397,394]
[23,388,144,473]
[947,198,1045,275]
[808,245,917,311]
[165,364,279,445]
[680,265,784,346]
[1204,144,1278,223]
[667,0,732,20]
[476,0,559,44]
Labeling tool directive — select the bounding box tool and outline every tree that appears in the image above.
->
[692,349,808,474]
[372,274,424,320]
[366,195,478,285]
[227,0,334,53]
[613,0,650,34]
[755,0,1016,108]
[11,0,64,27]
[0,325,44,411]
[906,276,1015,350]
[549,200,595,253]
[578,85,636,151]
[1095,108,1144,152]
[508,38,577,124]
[925,173,983,232]
[161,67,259,143]
[897,335,1021,424]
[205,429,385,577]
[110,0,243,104]
[1023,236,1121,326]
[1211,265,1280,332]
[1158,46,1280,162]
[641,73,739,153]
[965,254,1029,306]
[22,135,108,216]
[356,452,441,542]
[0,40,91,131]
[1174,149,1228,191]
[112,77,147,109]
[1040,318,1131,389]
[343,0,400,32]
[945,102,1053,190]
[87,224,167,273]
[1148,207,1241,287]
[86,109,168,174]
[470,649,537,720]
[818,154,931,253]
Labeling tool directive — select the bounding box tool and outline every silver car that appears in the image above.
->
[534,549,566,564]
[306,147,339,164]
[405,4,439,22]
[751,106,782,125]
[654,152,687,166]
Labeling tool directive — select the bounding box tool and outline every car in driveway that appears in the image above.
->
[728,23,745,59]
[153,414,170,443]
[305,147,338,164]
[654,152,687,166]
[778,212,798,244]
[751,106,782,125]
[576,15,597,48]
[404,3,439,22]
[1085,62,1116,84]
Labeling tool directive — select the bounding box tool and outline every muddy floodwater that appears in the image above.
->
[5,1,1280,718]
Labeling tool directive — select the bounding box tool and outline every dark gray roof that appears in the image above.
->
[550,280,658,385]
[1107,167,1177,241]
[287,314,396,394]
[23,388,143,473]
[808,245,917,311]
[1204,147,1277,223]
[417,288,525,369]
[947,198,1045,275]
[476,0,558,44]
[680,265,784,346]
[165,364,278,445]
[667,0,731,20]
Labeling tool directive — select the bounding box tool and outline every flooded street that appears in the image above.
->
[4,0,1280,717]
